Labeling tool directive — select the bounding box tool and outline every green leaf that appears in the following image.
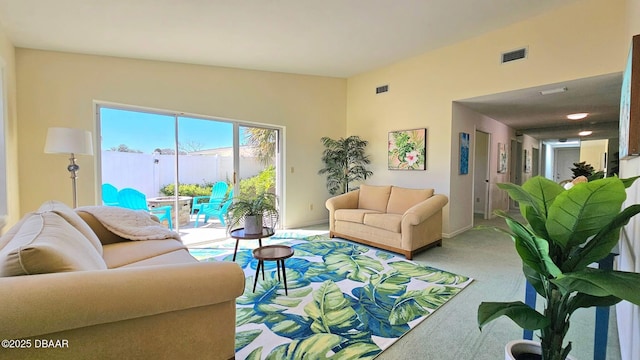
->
[504,217,562,279]
[523,263,546,297]
[388,261,470,285]
[498,177,562,237]
[304,280,367,340]
[497,182,546,235]
[567,204,640,271]
[390,286,460,324]
[266,333,343,360]
[265,313,313,340]
[521,176,564,229]
[235,329,262,352]
[567,293,621,314]
[546,177,626,249]
[352,274,410,338]
[331,341,380,360]
[553,268,640,305]
[245,347,263,360]
[236,307,265,327]
[478,301,549,330]
[324,252,384,283]
[621,175,640,188]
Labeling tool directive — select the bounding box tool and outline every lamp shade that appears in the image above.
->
[44,127,94,155]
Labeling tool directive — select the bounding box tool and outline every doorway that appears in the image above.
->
[532,147,540,176]
[510,139,523,209]
[473,130,490,219]
[554,147,579,182]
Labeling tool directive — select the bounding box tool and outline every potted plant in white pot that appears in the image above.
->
[478,176,640,360]
[227,191,278,234]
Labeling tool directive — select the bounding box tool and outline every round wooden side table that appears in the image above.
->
[252,245,294,295]
[228,227,275,261]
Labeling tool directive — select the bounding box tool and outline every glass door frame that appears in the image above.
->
[95,101,284,232]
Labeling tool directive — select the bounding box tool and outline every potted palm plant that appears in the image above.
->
[227,191,278,234]
[478,175,640,360]
[318,135,373,195]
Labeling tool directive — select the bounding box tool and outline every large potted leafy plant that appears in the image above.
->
[478,176,640,360]
[227,192,278,234]
[318,135,373,195]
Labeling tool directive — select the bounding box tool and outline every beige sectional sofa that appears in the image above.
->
[0,201,244,360]
[325,185,448,259]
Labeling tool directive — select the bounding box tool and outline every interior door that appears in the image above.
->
[473,131,490,218]
[554,147,580,182]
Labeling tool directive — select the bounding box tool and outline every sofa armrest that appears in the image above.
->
[0,261,245,340]
[325,190,360,211]
[325,190,360,231]
[402,194,449,226]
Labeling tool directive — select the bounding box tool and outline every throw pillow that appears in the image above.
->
[0,212,107,276]
[386,187,434,214]
[358,185,392,212]
[37,200,104,254]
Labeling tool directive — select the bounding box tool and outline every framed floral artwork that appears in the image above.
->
[459,132,470,175]
[388,128,426,170]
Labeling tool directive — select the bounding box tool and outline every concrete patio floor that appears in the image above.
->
[175,214,329,248]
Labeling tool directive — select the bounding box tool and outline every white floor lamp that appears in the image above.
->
[44,127,94,208]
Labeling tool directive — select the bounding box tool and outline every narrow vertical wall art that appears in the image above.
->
[498,142,507,173]
[459,132,470,175]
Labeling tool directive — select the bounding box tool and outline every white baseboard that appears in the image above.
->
[443,223,472,238]
[283,218,329,229]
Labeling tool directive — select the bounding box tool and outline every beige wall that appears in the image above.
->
[579,139,608,171]
[346,0,629,235]
[16,50,346,228]
[0,26,17,232]
[451,103,514,235]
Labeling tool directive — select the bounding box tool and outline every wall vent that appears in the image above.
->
[501,48,527,64]
[376,85,389,94]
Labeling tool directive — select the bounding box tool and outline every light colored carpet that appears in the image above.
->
[374,214,621,360]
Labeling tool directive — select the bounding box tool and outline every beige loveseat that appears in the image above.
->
[325,185,448,259]
[0,201,244,360]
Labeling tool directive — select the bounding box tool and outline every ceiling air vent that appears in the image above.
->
[501,47,527,64]
[376,85,389,94]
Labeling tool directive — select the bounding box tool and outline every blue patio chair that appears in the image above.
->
[191,181,229,215]
[194,189,233,227]
[117,188,173,230]
[102,183,119,206]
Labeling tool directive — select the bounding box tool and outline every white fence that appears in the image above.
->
[101,151,263,197]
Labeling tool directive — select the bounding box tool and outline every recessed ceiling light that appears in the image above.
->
[567,113,589,120]
[539,87,568,95]
[579,130,593,136]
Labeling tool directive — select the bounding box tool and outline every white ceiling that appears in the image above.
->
[459,73,622,141]
[0,0,619,141]
[0,0,580,78]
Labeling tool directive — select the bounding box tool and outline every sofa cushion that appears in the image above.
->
[120,249,198,268]
[0,212,107,276]
[335,209,381,224]
[363,213,403,233]
[38,200,104,255]
[386,187,434,214]
[102,239,187,268]
[358,185,392,212]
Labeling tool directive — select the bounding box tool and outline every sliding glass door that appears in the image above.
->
[98,105,280,243]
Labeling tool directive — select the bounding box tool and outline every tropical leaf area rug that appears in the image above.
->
[189,232,473,360]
